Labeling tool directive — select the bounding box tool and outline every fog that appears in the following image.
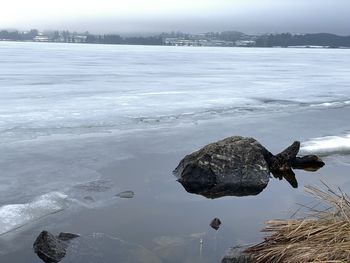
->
[1,0,350,34]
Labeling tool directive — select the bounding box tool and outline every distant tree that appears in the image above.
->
[123,36,163,45]
[86,34,97,43]
[52,31,60,41]
[28,29,39,39]
[61,30,70,42]
[103,34,122,44]
[218,31,245,41]
[0,30,21,40]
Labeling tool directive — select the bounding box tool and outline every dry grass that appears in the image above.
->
[245,182,350,263]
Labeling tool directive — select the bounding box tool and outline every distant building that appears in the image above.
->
[73,35,87,43]
[164,37,233,47]
[164,37,181,45]
[235,40,256,47]
[33,35,49,42]
[207,40,234,47]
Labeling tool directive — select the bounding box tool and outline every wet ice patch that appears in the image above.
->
[0,192,69,235]
[65,233,161,263]
[73,179,112,192]
[301,133,350,156]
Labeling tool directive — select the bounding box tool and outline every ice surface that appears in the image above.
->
[301,133,350,156]
[0,192,69,235]
[1,42,350,142]
[1,42,350,243]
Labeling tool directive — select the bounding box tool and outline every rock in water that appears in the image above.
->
[174,136,324,198]
[173,136,272,198]
[292,155,325,171]
[33,231,79,263]
[33,231,66,263]
[115,190,135,198]
[210,218,222,230]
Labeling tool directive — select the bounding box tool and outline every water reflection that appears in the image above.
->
[176,156,324,199]
[174,136,326,199]
[271,169,298,188]
[178,176,267,199]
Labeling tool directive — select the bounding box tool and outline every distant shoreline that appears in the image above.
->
[1,39,350,49]
[1,29,350,48]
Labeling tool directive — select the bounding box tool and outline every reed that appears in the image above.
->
[245,182,350,262]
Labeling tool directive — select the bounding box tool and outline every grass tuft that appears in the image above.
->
[245,182,350,263]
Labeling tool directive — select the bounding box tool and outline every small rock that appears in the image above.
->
[210,218,221,230]
[33,230,79,263]
[115,190,135,198]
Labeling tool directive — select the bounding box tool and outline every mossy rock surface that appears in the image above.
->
[174,136,271,198]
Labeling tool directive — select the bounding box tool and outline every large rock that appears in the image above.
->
[33,230,79,263]
[174,136,324,198]
[173,136,271,198]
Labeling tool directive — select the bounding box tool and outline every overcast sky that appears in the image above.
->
[1,0,350,35]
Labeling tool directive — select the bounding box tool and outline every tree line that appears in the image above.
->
[86,34,162,45]
[254,33,350,47]
[1,29,350,47]
[0,29,39,41]
[0,29,163,45]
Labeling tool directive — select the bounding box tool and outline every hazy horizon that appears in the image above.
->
[1,0,350,35]
[2,27,350,38]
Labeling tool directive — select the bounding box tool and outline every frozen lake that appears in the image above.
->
[0,42,350,262]
[1,42,350,142]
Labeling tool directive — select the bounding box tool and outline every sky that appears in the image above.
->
[1,0,350,35]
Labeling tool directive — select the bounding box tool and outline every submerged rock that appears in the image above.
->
[83,196,95,203]
[115,190,135,198]
[74,179,112,192]
[57,232,80,241]
[221,245,253,263]
[174,136,324,198]
[33,230,79,263]
[65,233,161,263]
